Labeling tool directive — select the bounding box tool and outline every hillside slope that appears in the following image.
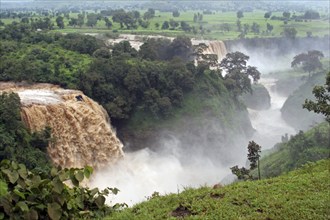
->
[258,122,329,178]
[281,72,326,130]
[106,159,330,220]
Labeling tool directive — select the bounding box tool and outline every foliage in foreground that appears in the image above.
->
[0,160,123,220]
[105,159,330,220]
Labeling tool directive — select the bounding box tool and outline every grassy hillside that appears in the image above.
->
[105,159,330,219]
[258,122,329,178]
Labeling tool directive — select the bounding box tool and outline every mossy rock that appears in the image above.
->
[241,83,271,110]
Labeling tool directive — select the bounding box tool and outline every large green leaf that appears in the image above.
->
[75,171,84,182]
[0,180,8,196]
[24,209,38,220]
[16,201,29,212]
[52,178,64,194]
[3,169,19,184]
[18,164,27,179]
[47,202,62,220]
[13,189,25,199]
[84,166,93,179]
[51,167,58,177]
[95,195,106,208]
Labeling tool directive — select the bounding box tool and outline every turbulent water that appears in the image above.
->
[248,77,296,149]
[0,82,124,169]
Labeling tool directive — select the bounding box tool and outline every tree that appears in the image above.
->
[169,19,179,30]
[251,22,260,34]
[283,27,297,39]
[303,72,330,123]
[161,21,169,30]
[55,16,64,29]
[243,23,249,34]
[172,10,180,17]
[104,17,112,29]
[247,141,261,179]
[264,12,272,20]
[143,8,155,20]
[231,141,262,180]
[304,10,320,20]
[77,14,84,28]
[220,52,261,96]
[236,19,242,32]
[266,23,273,33]
[291,50,324,77]
[220,23,230,32]
[282,11,291,19]
[193,14,197,22]
[86,13,98,28]
[237,10,244,19]
[180,21,191,32]
[168,36,193,61]
[68,18,78,27]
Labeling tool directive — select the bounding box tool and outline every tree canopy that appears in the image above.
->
[291,50,324,77]
[220,52,261,96]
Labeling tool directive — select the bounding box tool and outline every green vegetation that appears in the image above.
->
[0,160,123,219]
[1,8,329,40]
[259,122,329,178]
[304,72,330,122]
[105,159,330,220]
[0,93,51,170]
[281,71,327,130]
[231,141,261,180]
[291,50,324,78]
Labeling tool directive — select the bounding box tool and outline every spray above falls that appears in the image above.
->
[0,82,124,169]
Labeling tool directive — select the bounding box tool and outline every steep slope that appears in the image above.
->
[118,70,254,165]
[281,72,326,130]
[0,82,124,169]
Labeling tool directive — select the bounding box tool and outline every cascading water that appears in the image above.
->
[0,82,124,169]
[248,77,296,149]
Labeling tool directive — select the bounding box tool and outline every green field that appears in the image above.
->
[62,10,329,39]
[2,9,328,40]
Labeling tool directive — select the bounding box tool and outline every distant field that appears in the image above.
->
[50,10,330,40]
[1,10,329,40]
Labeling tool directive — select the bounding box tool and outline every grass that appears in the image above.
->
[105,159,330,219]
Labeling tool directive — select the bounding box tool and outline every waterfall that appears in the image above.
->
[248,78,296,149]
[202,41,228,61]
[1,82,124,169]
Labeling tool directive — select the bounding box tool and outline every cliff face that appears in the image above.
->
[0,82,124,169]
